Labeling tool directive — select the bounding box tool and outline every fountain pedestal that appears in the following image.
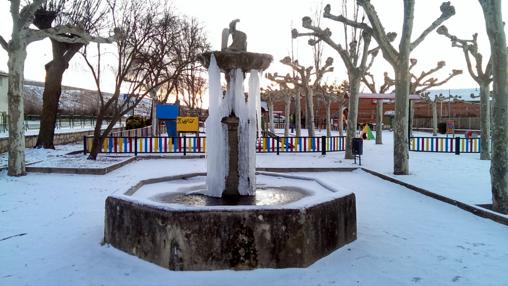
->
[221,115,240,196]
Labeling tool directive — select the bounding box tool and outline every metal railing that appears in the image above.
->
[84,135,346,155]
[409,136,480,154]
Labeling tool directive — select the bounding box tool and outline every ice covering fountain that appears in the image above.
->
[103,20,357,270]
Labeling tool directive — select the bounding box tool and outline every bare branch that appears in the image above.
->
[25,25,116,44]
[410,2,455,51]
[0,36,8,51]
[356,0,399,64]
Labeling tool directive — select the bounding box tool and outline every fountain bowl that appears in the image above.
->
[104,172,357,270]
[199,51,273,72]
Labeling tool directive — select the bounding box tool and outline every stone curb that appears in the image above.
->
[361,168,508,227]
[256,167,358,172]
[26,156,136,175]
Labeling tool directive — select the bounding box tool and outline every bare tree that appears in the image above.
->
[0,0,115,176]
[279,56,333,137]
[319,82,348,137]
[293,1,381,158]
[82,0,207,160]
[419,92,446,136]
[266,72,303,137]
[181,63,207,115]
[362,72,394,144]
[34,0,107,149]
[437,25,492,160]
[328,0,455,174]
[383,59,463,136]
[478,0,508,213]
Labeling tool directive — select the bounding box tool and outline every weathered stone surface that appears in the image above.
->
[199,51,273,72]
[104,192,356,270]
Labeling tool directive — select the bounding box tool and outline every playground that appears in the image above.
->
[1,129,507,285]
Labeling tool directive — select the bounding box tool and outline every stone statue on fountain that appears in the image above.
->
[221,19,247,52]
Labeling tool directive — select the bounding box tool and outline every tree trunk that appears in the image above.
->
[345,75,360,159]
[393,0,413,175]
[409,100,414,136]
[35,41,82,149]
[376,99,383,144]
[35,60,66,149]
[432,101,438,136]
[88,113,105,160]
[479,83,491,160]
[268,99,274,133]
[393,67,411,175]
[284,98,290,137]
[480,0,508,213]
[150,89,158,136]
[326,99,331,137]
[7,39,28,176]
[338,97,344,137]
[305,86,315,137]
[295,89,302,137]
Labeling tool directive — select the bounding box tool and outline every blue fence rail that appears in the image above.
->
[84,135,346,155]
[409,136,480,154]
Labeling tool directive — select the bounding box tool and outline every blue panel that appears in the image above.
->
[156,104,179,119]
[165,121,177,137]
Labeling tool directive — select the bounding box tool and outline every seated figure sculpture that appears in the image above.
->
[221,19,247,52]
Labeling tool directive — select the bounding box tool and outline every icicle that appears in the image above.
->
[205,54,228,197]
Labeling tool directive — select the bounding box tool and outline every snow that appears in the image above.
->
[0,130,507,285]
[1,159,507,285]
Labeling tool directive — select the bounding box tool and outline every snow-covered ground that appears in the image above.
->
[1,159,507,285]
[0,130,506,285]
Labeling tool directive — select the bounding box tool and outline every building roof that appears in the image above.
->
[0,71,8,78]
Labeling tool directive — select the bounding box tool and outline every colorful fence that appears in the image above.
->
[84,135,346,155]
[256,136,345,154]
[409,136,480,154]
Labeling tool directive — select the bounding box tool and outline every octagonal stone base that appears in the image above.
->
[104,173,356,270]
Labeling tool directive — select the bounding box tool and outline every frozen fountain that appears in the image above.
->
[104,20,357,270]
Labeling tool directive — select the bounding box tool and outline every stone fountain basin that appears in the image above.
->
[104,172,356,270]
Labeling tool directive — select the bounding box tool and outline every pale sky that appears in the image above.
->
[0,0,506,96]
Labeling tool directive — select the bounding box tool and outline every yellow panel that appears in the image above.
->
[176,117,199,132]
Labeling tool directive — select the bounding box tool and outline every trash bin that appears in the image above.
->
[438,122,447,134]
[352,138,363,156]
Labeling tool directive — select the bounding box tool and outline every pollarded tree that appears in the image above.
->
[330,0,455,174]
[260,86,284,134]
[362,71,394,144]
[385,58,463,136]
[478,0,508,213]
[292,0,382,158]
[437,25,492,160]
[266,72,303,137]
[279,56,334,137]
[0,0,115,176]
[318,82,348,137]
[266,74,296,137]
[34,0,107,149]
[419,92,446,136]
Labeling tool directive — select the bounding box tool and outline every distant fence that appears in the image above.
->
[110,125,153,137]
[84,135,346,155]
[409,136,480,154]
